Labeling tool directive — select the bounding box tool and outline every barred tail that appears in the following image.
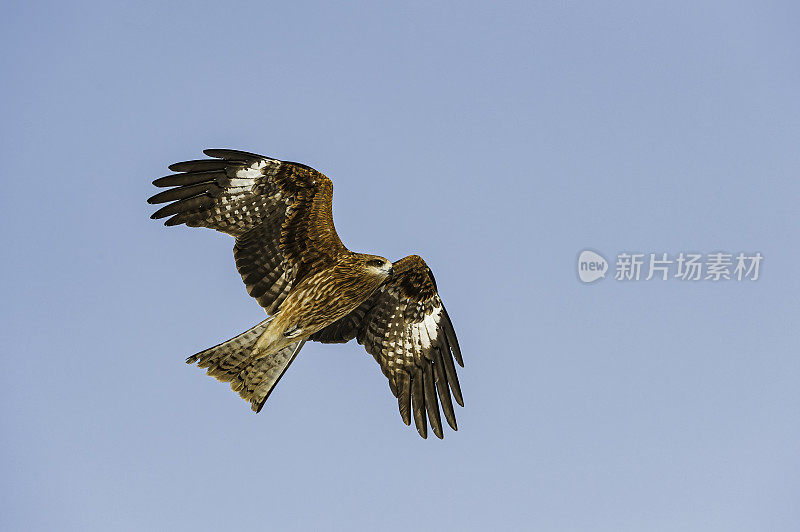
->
[186,318,307,412]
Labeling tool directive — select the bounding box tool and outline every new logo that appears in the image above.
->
[578,250,608,283]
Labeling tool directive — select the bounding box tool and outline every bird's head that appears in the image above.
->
[358,254,394,279]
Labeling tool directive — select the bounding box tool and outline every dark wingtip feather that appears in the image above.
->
[203,148,267,161]
[150,195,212,220]
[423,368,444,439]
[168,159,229,173]
[441,306,463,367]
[433,348,458,431]
[148,183,212,205]
[164,215,184,226]
[412,376,428,439]
[397,372,412,425]
[152,172,221,188]
[439,335,464,407]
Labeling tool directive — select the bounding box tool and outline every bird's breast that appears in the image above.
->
[277,267,382,337]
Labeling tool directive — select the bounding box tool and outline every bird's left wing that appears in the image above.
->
[148,149,347,313]
[310,255,464,439]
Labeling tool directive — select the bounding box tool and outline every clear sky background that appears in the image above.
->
[2,1,798,530]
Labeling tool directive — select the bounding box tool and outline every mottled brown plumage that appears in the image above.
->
[148,149,463,438]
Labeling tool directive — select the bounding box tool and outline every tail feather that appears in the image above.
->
[186,319,306,412]
[186,318,272,378]
[234,339,306,412]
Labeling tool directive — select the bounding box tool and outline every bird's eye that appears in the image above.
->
[368,259,384,268]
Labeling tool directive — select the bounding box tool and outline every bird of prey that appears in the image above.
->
[148,149,463,439]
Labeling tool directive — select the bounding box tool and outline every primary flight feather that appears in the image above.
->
[148,149,463,439]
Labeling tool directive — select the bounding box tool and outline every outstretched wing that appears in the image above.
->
[310,255,463,439]
[148,149,347,313]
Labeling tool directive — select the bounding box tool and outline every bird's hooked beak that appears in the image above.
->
[388,266,395,278]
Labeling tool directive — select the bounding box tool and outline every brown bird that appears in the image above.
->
[148,149,463,438]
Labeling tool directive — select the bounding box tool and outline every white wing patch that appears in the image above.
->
[235,159,280,180]
[422,305,442,348]
[411,304,441,350]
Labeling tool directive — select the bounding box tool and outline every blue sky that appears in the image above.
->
[2,1,798,530]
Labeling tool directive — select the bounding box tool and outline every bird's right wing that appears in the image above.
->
[148,149,348,313]
[310,255,464,439]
